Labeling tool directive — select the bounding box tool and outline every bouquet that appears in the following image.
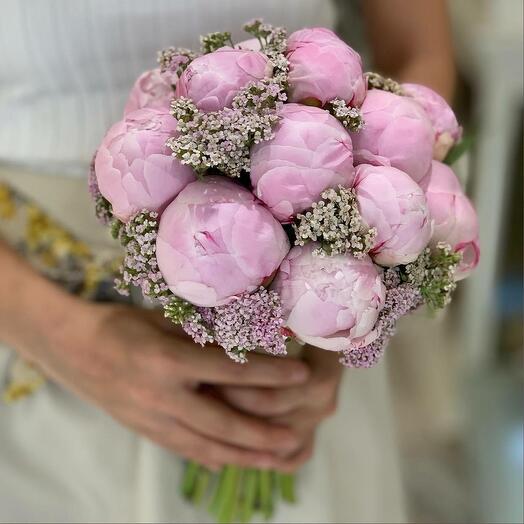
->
[89,20,479,523]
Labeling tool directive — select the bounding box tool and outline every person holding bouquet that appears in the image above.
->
[0,1,457,522]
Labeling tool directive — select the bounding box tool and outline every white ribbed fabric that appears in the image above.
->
[0,0,335,176]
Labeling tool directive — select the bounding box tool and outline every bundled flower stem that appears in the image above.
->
[180,463,295,523]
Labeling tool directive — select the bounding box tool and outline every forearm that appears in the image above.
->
[396,55,455,102]
[0,237,74,357]
[362,0,456,101]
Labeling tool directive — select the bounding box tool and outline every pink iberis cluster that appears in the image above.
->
[90,20,479,369]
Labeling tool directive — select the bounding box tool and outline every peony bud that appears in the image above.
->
[250,103,355,222]
[175,47,273,112]
[402,83,462,161]
[354,164,432,266]
[124,68,174,116]
[95,108,196,222]
[351,90,434,182]
[420,161,479,279]
[156,176,290,307]
[286,28,366,107]
[271,243,385,351]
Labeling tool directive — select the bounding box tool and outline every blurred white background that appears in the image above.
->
[385,1,523,522]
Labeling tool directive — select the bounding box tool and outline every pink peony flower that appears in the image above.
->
[95,108,196,222]
[124,68,174,116]
[420,161,480,280]
[354,164,432,266]
[351,90,434,182]
[174,47,273,112]
[250,104,355,222]
[402,83,462,161]
[286,28,366,107]
[156,176,290,307]
[271,243,385,351]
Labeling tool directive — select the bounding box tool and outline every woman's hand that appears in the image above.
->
[217,346,343,472]
[0,241,310,471]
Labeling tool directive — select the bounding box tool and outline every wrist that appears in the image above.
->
[0,241,83,361]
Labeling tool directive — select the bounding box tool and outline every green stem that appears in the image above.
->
[181,461,200,499]
[217,465,241,524]
[209,467,227,516]
[239,468,258,523]
[258,470,274,521]
[277,473,296,503]
[192,468,211,506]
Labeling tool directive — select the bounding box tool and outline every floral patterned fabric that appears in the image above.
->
[0,181,123,402]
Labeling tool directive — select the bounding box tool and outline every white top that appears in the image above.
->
[0,0,335,176]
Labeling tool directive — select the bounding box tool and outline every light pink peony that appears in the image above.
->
[124,68,174,115]
[250,104,355,222]
[271,243,385,351]
[402,83,462,161]
[420,161,479,280]
[95,108,196,222]
[174,47,273,112]
[286,28,366,107]
[351,90,434,182]
[354,164,432,266]
[156,176,290,307]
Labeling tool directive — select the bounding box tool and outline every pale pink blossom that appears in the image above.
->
[124,68,174,115]
[271,243,385,351]
[156,176,290,307]
[286,28,366,107]
[250,104,355,222]
[420,161,480,279]
[175,47,273,112]
[354,164,432,266]
[402,83,462,161]
[351,90,434,182]
[95,108,195,222]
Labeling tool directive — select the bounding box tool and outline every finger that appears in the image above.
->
[270,405,334,434]
[136,416,282,470]
[303,345,343,382]
[273,435,315,473]
[166,338,310,387]
[218,385,305,417]
[164,389,302,455]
